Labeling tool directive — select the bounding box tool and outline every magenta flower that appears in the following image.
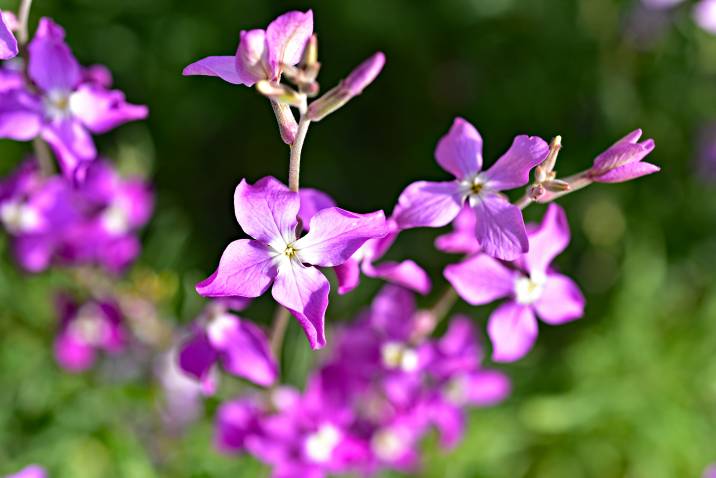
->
[394,117,549,260]
[196,176,387,349]
[0,10,18,60]
[4,466,46,478]
[297,188,430,295]
[179,303,278,390]
[588,129,658,183]
[0,18,148,180]
[54,295,126,372]
[155,347,208,432]
[694,0,716,34]
[183,10,313,87]
[434,205,481,255]
[445,204,585,362]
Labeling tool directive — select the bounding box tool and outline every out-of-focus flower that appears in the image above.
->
[178,301,277,391]
[155,346,209,432]
[394,117,549,260]
[0,18,147,180]
[183,10,313,87]
[696,122,716,181]
[694,0,716,34]
[54,295,126,372]
[0,10,18,60]
[195,176,386,349]
[640,0,685,9]
[703,464,716,478]
[588,129,658,183]
[445,204,585,361]
[298,188,430,295]
[4,465,46,478]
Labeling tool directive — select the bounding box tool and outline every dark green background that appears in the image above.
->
[1,0,715,476]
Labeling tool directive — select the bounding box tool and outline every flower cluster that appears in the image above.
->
[213,286,510,477]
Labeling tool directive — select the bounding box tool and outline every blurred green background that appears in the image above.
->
[1,0,716,476]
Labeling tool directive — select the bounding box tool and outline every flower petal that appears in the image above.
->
[298,188,335,231]
[434,205,480,254]
[487,301,538,362]
[483,135,549,191]
[265,10,313,80]
[363,260,432,295]
[69,84,148,134]
[462,370,511,406]
[271,261,329,349]
[41,119,97,181]
[533,273,585,325]
[207,313,278,387]
[592,161,660,183]
[178,331,218,383]
[472,193,529,260]
[444,253,515,305]
[235,29,269,86]
[0,90,43,140]
[523,203,570,276]
[54,333,95,372]
[394,180,463,229]
[28,18,81,92]
[294,207,386,267]
[435,117,483,179]
[182,55,244,85]
[234,177,299,247]
[0,11,18,60]
[334,256,361,294]
[196,239,278,297]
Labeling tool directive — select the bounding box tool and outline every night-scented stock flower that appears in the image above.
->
[394,117,549,260]
[588,129,659,183]
[445,204,585,362]
[0,18,147,180]
[0,10,18,59]
[195,176,387,349]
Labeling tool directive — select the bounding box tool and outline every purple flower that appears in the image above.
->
[297,188,430,295]
[588,129,658,183]
[694,0,716,34]
[183,10,313,87]
[178,302,278,390]
[704,464,716,478]
[434,205,481,254]
[394,117,549,260]
[0,10,18,60]
[54,295,126,372]
[444,204,585,362]
[4,466,46,478]
[195,176,387,349]
[0,18,148,180]
[155,346,208,432]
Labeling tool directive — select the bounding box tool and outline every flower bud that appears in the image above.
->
[528,183,546,201]
[543,179,570,193]
[256,80,304,108]
[270,100,298,145]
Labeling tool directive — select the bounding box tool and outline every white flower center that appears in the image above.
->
[101,203,130,235]
[68,307,109,346]
[381,341,419,372]
[0,200,40,234]
[43,89,73,121]
[514,273,546,305]
[206,313,236,344]
[371,428,405,462]
[304,424,341,463]
[460,174,490,207]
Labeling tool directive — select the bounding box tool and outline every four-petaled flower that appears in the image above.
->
[195,176,387,349]
[394,117,549,260]
[445,204,585,362]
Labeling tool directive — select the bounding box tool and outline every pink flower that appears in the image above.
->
[195,177,387,349]
[588,129,658,183]
[4,465,46,478]
[182,10,313,87]
[0,10,18,60]
[694,0,716,34]
[394,117,549,260]
[444,204,585,362]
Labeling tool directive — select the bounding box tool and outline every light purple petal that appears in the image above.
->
[69,84,148,133]
[592,140,655,174]
[695,0,716,34]
[54,333,95,372]
[234,177,299,246]
[444,253,515,305]
[533,273,585,325]
[487,301,538,362]
[523,203,570,276]
[265,10,313,80]
[294,207,386,267]
[298,188,335,231]
[215,397,261,453]
[435,117,483,179]
[472,193,529,260]
[334,257,361,294]
[394,180,463,229]
[235,29,269,86]
[12,235,56,272]
[182,55,244,84]
[462,370,511,406]
[434,205,480,254]
[196,239,278,297]
[428,399,464,449]
[0,90,43,140]
[483,135,549,191]
[41,119,96,180]
[178,332,218,383]
[28,18,81,92]
[0,10,18,60]
[6,465,47,478]
[363,260,432,295]
[207,314,278,387]
[271,261,329,349]
[592,161,661,183]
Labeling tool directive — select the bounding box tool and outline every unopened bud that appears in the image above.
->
[302,34,319,68]
[270,100,298,145]
[528,183,546,201]
[541,135,562,175]
[543,179,570,193]
[256,80,303,108]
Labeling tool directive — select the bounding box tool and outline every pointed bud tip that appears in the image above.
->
[343,52,386,96]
